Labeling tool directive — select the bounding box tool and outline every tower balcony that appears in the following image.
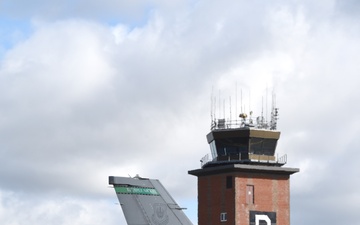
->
[200,152,287,168]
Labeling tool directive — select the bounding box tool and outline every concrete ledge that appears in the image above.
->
[188,164,299,177]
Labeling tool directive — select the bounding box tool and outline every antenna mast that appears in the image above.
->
[229,96,232,121]
[270,91,279,130]
[210,87,214,129]
[213,95,216,122]
[249,90,251,113]
[218,90,221,119]
[235,83,237,123]
[266,86,268,123]
[223,99,225,121]
[241,89,243,113]
[210,88,213,120]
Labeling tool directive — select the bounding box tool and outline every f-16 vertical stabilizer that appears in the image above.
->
[109,176,193,225]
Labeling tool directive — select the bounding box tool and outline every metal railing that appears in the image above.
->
[211,117,276,131]
[277,154,287,164]
[200,154,210,168]
[200,153,287,167]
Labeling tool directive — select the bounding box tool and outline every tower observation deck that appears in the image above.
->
[201,106,287,168]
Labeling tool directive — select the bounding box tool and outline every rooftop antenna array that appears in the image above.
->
[210,87,279,131]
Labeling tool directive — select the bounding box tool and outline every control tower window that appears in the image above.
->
[215,137,249,156]
[250,138,277,156]
[209,141,218,159]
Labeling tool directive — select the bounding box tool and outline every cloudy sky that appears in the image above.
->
[1,0,360,224]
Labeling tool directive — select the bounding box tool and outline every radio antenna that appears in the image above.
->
[210,87,214,122]
[214,97,217,118]
[218,90,221,119]
[270,90,279,130]
[266,86,268,123]
[261,96,264,128]
[223,99,225,120]
[235,82,237,122]
[241,89,243,113]
[229,96,232,121]
[249,90,251,114]
[261,96,264,119]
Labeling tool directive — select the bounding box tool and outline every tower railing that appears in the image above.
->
[277,154,287,164]
[199,153,287,167]
[200,154,210,168]
[211,117,278,131]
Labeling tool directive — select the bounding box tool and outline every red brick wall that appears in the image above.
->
[198,174,235,225]
[197,172,290,225]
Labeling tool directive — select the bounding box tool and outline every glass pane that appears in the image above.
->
[249,138,278,156]
[215,137,248,156]
[250,138,263,154]
[210,141,218,159]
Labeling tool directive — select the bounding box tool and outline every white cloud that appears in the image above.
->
[0,1,360,225]
[0,190,124,225]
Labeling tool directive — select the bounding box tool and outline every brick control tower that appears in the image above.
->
[189,106,299,225]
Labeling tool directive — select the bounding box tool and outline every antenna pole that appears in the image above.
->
[223,99,225,121]
[235,82,237,122]
[229,96,232,122]
[214,97,216,121]
[261,96,264,118]
[218,90,221,119]
[266,86,268,123]
[210,87,213,121]
[249,90,251,114]
[241,89,243,113]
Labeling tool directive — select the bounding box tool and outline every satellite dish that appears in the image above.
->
[239,113,247,119]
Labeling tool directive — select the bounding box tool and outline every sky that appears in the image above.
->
[0,0,360,224]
